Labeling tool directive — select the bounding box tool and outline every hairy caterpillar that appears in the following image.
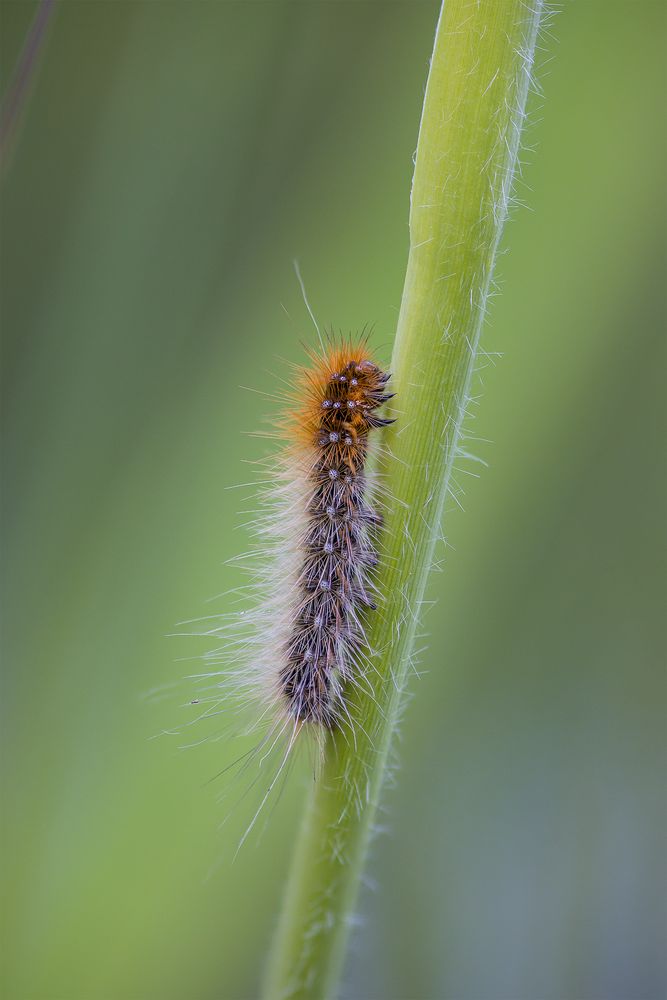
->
[273,340,393,729]
[174,335,394,837]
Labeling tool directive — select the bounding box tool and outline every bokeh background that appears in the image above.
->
[2,2,665,998]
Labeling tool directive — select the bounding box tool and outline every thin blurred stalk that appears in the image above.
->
[264,2,544,997]
[0,0,55,172]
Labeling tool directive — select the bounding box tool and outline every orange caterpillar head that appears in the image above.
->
[287,339,394,457]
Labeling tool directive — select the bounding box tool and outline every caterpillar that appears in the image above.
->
[273,340,393,730]
[176,335,394,834]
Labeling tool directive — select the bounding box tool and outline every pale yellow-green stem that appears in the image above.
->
[264,2,545,997]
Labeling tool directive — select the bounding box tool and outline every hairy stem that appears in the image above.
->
[264,2,544,997]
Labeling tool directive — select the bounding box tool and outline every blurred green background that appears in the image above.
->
[1,2,665,998]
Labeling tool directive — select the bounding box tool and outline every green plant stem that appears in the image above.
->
[263,2,544,997]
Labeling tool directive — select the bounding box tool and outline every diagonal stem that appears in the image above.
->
[263,2,545,997]
[0,0,56,169]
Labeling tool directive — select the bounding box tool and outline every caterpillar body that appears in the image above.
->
[276,342,393,729]
[178,337,394,831]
